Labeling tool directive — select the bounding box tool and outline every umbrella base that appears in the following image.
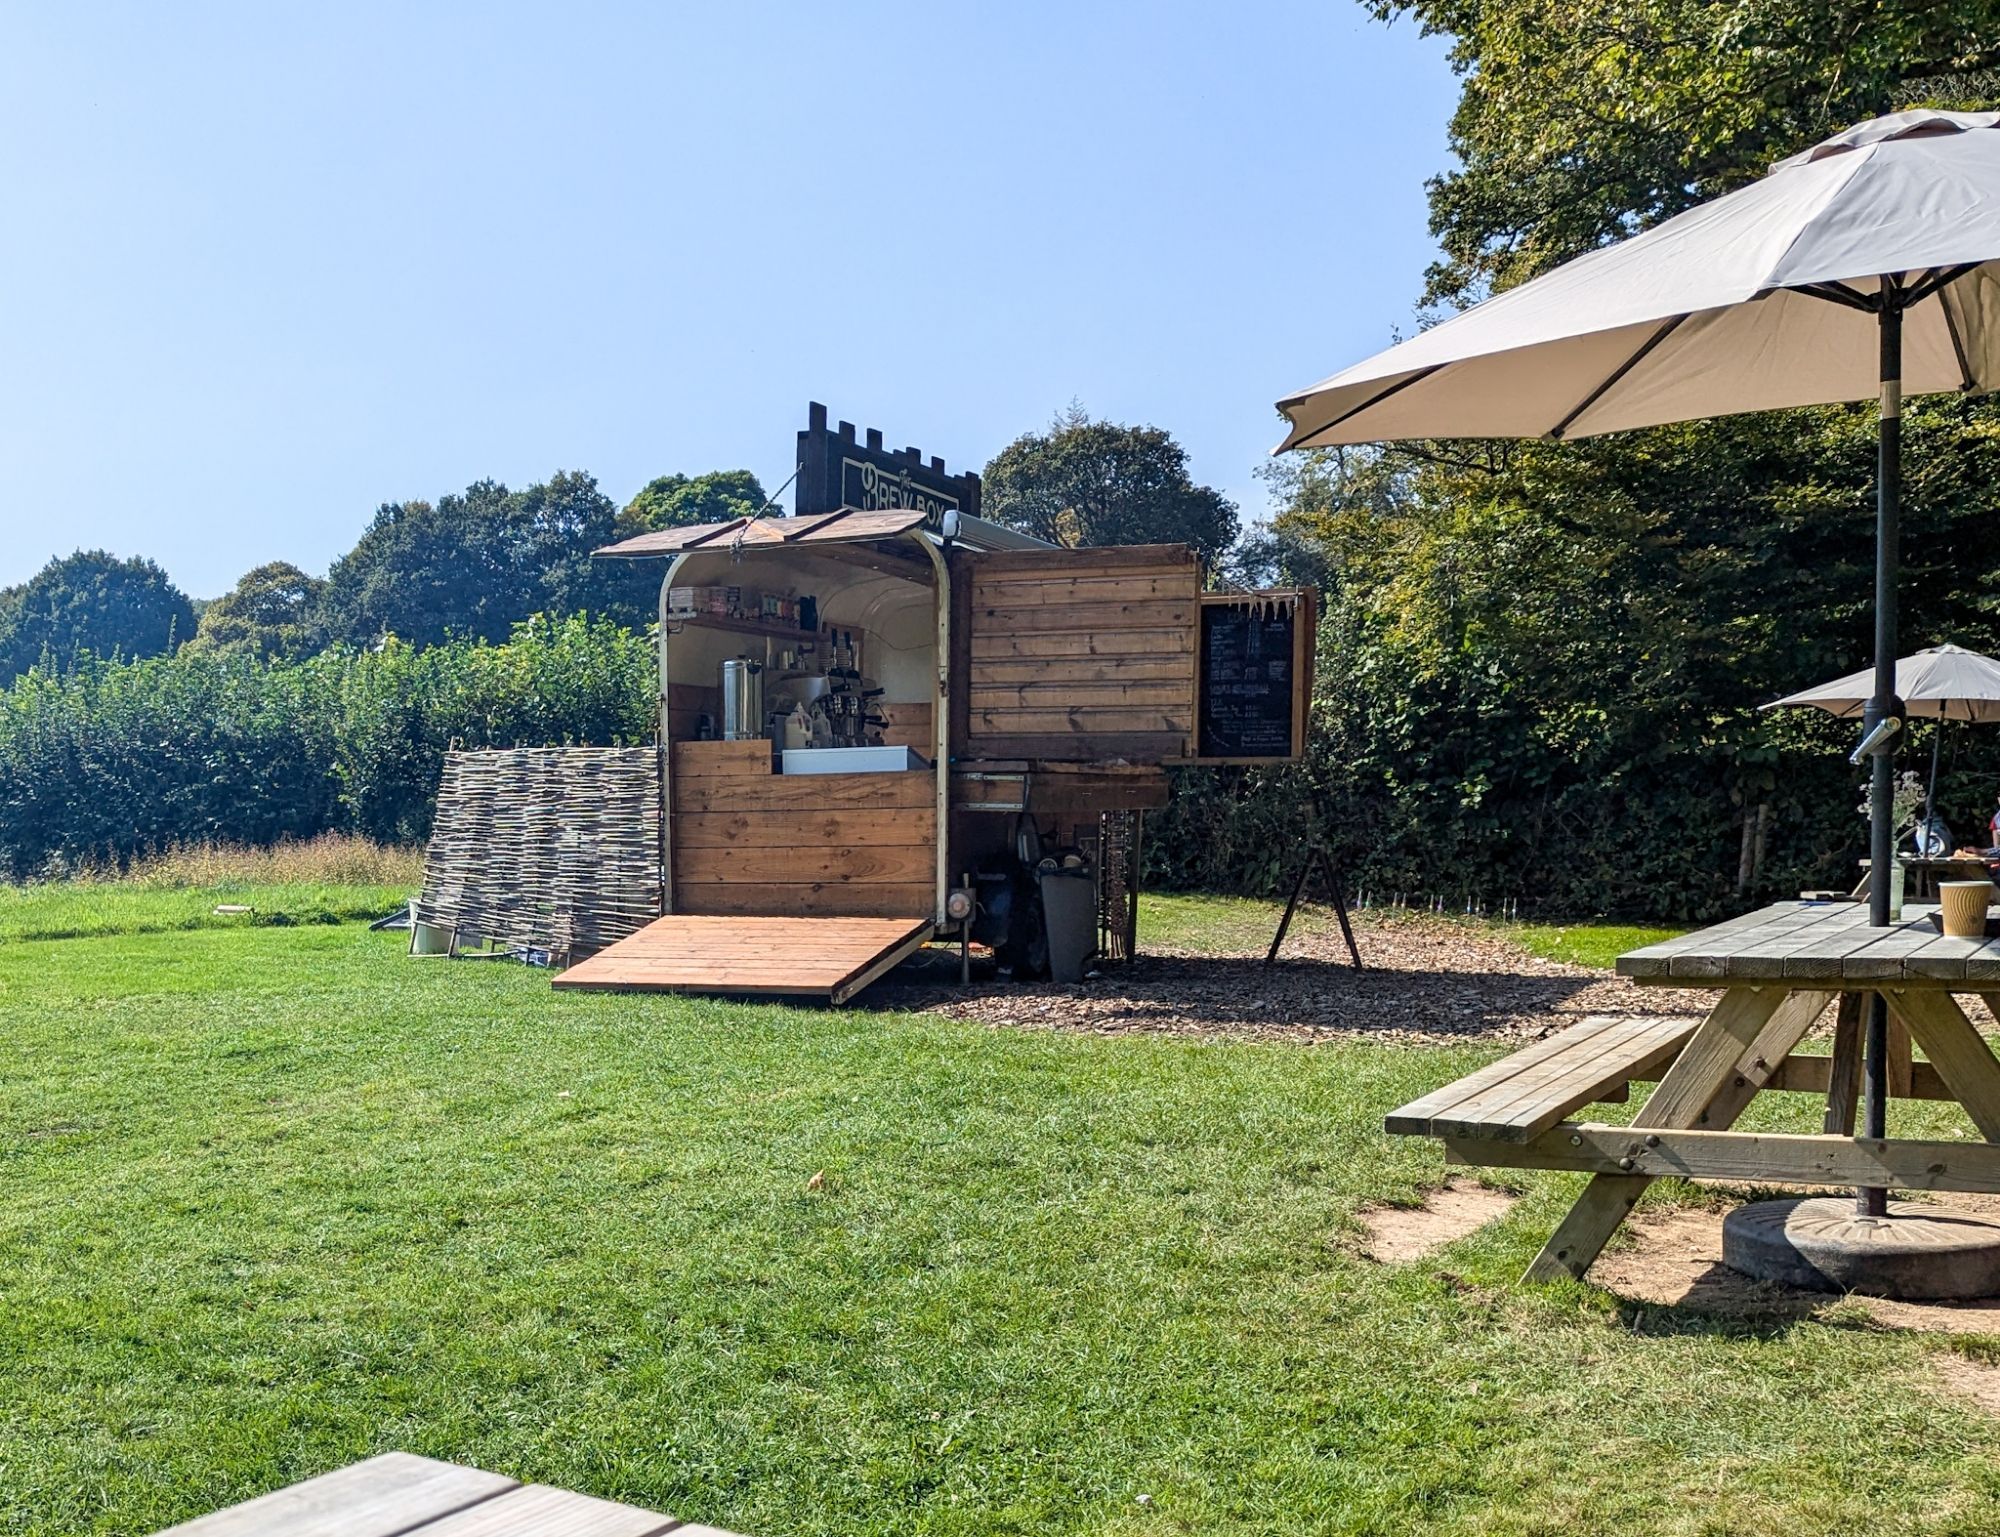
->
[1722,1197,2000,1300]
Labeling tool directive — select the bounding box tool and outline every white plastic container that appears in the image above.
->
[780,746,927,775]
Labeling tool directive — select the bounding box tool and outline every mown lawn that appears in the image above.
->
[0,880,410,944]
[3,898,1999,1536]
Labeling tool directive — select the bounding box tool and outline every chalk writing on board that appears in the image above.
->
[1198,598,1298,758]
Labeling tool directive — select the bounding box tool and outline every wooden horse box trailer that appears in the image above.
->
[552,506,1315,998]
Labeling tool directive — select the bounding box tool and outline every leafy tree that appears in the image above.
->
[615,470,770,539]
[594,470,771,629]
[1369,0,2000,305]
[517,469,620,615]
[0,550,195,681]
[1144,6,2000,915]
[184,561,328,660]
[983,407,1239,566]
[319,471,617,648]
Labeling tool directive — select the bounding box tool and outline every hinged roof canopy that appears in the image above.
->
[594,508,1052,559]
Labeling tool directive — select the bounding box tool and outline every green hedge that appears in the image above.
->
[1,606,1976,919]
[0,615,653,878]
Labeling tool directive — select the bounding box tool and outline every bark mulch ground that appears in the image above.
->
[875,910,1711,1046]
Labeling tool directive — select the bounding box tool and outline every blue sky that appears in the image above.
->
[0,3,1458,597]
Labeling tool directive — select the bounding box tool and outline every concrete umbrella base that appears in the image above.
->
[1722,1197,2000,1301]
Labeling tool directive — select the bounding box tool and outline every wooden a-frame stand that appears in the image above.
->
[1266,843,1363,970]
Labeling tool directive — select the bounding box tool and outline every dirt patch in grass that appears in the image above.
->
[1598,1197,2000,1337]
[1932,1351,2000,1414]
[1357,1178,1518,1262]
[882,910,1712,1045]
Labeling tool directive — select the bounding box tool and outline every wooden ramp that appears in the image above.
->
[552,914,934,1003]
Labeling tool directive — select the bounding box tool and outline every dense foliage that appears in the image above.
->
[184,561,328,660]
[616,470,769,538]
[1370,0,2000,306]
[0,614,653,878]
[1141,2,2000,918]
[1153,405,2000,916]
[318,471,629,647]
[0,551,195,683]
[983,407,1240,566]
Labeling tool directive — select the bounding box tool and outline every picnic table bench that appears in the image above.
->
[1388,899,2000,1283]
[153,1451,744,1537]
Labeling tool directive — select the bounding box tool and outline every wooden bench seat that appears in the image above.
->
[1386,1014,1702,1145]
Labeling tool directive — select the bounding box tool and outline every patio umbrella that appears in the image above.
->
[1276,109,2000,1215]
[1763,644,2000,855]
[1763,643,2000,724]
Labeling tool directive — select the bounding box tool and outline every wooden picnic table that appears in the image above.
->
[1853,854,1996,902]
[1395,899,2000,1282]
[152,1451,743,1537]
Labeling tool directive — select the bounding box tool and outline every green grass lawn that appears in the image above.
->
[1500,920,1686,971]
[3,896,1998,1536]
[0,880,411,944]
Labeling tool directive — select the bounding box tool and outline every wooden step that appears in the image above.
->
[553,915,934,1004]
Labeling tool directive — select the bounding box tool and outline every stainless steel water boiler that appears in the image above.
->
[720,656,764,740]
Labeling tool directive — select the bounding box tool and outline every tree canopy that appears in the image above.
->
[1370,0,2000,305]
[982,408,1239,566]
[184,561,328,661]
[1149,3,2000,914]
[0,550,195,681]
[616,470,769,539]
[318,471,619,648]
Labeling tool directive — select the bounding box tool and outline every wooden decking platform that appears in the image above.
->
[552,914,934,1003]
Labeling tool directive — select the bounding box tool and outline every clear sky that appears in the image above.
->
[0,2,1457,597]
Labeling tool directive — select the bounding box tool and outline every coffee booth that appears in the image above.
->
[546,404,1317,999]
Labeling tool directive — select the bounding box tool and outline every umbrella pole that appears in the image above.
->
[1860,289,1905,1219]
[1926,723,1942,840]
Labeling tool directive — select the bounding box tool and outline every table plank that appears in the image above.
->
[416,1485,676,1537]
[1619,903,1823,980]
[152,1453,515,1537]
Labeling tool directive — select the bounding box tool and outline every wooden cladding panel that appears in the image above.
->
[969,633,1194,662]
[969,600,1197,633]
[671,761,936,919]
[673,740,773,777]
[676,843,931,885]
[676,773,933,812]
[678,882,934,919]
[972,707,1191,734]
[675,809,934,848]
[963,545,1199,762]
[972,656,1192,684]
[879,700,934,751]
[969,681,1192,710]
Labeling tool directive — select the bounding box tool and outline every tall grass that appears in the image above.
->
[76,832,424,889]
[0,835,422,943]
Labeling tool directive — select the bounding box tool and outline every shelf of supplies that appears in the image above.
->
[665,612,819,643]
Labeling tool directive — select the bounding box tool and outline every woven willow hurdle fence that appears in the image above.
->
[416,747,662,962]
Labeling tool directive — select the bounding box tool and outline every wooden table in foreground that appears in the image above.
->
[1482,900,2000,1281]
[152,1451,744,1537]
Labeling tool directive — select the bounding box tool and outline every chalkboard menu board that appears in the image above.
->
[1197,595,1308,760]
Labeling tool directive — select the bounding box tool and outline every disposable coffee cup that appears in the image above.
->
[1939,880,1997,939]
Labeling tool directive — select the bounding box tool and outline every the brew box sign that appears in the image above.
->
[795,401,982,530]
[1198,596,1302,759]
